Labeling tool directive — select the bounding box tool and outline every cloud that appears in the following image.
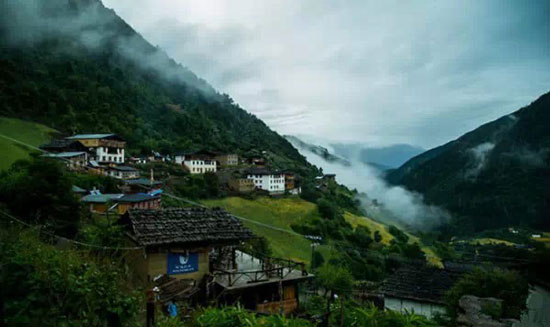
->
[465,142,495,179]
[288,136,450,230]
[101,0,550,149]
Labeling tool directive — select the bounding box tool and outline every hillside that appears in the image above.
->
[387,92,550,233]
[0,117,57,170]
[0,0,316,176]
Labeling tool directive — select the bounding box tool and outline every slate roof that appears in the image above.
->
[81,194,123,203]
[115,193,159,203]
[42,152,87,158]
[110,165,137,171]
[40,139,87,151]
[245,168,282,176]
[66,133,124,141]
[379,265,464,305]
[123,207,254,247]
[123,178,163,186]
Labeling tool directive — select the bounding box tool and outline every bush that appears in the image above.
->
[196,306,311,327]
[445,267,528,319]
[388,225,409,243]
[0,157,81,236]
[317,198,337,220]
[0,228,141,326]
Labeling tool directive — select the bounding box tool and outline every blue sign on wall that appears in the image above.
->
[167,252,199,275]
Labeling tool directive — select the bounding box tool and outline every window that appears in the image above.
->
[102,156,106,161]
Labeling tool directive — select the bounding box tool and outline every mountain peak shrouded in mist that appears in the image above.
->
[387,91,550,232]
[0,0,313,173]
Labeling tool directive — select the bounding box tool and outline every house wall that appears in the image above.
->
[384,297,446,319]
[246,174,285,194]
[89,203,108,213]
[184,159,217,174]
[146,247,210,282]
[96,146,125,164]
[217,154,238,166]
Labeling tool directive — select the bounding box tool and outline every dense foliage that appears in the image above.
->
[0,157,81,236]
[0,228,141,327]
[388,92,550,233]
[445,267,528,319]
[195,306,311,327]
[0,0,316,178]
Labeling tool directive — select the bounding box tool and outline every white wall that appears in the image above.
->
[385,297,446,319]
[184,159,217,174]
[96,147,125,164]
[246,174,285,193]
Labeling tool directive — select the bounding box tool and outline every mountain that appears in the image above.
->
[330,143,424,169]
[0,0,315,176]
[387,92,550,233]
[285,135,351,167]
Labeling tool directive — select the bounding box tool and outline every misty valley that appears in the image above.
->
[0,1,548,327]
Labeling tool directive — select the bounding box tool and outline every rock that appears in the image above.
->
[457,295,506,327]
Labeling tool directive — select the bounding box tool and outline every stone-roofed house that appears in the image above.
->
[65,133,126,164]
[121,207,254,284]
[379,264,464,318]
[114,193,161,215]
[106,165,140,179]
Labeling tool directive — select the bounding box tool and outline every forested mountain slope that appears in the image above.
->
[0,0,315,175]
[387,92,550,232]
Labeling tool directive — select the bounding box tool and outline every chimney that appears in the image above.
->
[150,169,154,184]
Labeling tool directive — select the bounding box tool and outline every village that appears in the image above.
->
[37,133,329,323]
[31,133,549,327]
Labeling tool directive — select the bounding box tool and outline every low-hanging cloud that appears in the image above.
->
[0,0,217,95]
[465,142,495,179]
[288,137,450,230]
[103,0,550,149]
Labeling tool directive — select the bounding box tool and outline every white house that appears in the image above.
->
[245,168,285,194]
[107,166,140,180]
[65,134,126,164]
[174,151,217,174]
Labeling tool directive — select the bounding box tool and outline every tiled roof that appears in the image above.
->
[110,165,137,171]
[123,178,163,186]
[123,207,254,247]
[66,133,116,139]
[42,152,87,158]
[245,168,282,175]
[81,194,123,203]
[379,265,464,304]
[115,193,159,203]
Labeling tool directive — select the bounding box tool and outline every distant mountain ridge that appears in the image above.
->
[0,0,315,176]
[387,92,550,232]
[330,143,424,169]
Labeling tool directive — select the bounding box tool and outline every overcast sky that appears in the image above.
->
[103,0,549,148]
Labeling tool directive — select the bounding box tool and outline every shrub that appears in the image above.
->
[445,267,528,319]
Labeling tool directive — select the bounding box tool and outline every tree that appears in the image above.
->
[316,264,354,327]
[311,250,325,270]
[374,230,382,243]
[389,225,409,243]
[445,267,528,319]
[317,198,337,220]
[0,157,81,236]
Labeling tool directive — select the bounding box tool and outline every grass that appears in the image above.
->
[202,196,319,263]
[343,212,394,245]
[0,117,57,170]
[203,196,444,267]
[469,238,515,246]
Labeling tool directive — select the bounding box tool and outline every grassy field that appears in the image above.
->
[343,212,394,245]
[202,196,318,263]
[202,196,441,267]
[0,117,57,170]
